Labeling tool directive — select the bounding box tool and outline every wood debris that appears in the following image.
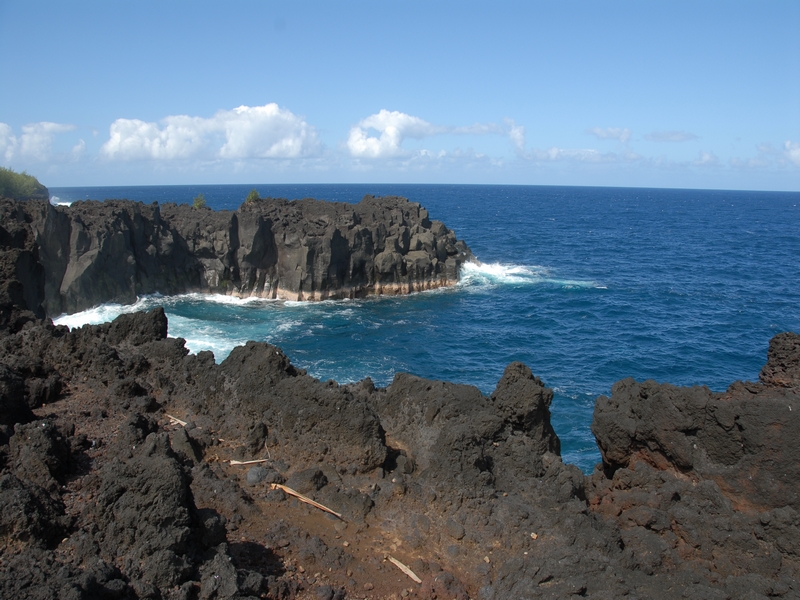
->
[270,483,344,521]
[387,555,422,584]
[165,414,187,426]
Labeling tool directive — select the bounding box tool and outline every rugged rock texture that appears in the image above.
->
[1,197,799,598]
[0,194,473,315]
[0,300,796,598]
[592,336,800,512]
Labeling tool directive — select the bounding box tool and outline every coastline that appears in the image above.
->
[1,190,799,598]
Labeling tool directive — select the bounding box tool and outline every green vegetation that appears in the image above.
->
[192,193,207,209]
[245,189,260,204]
[0,167,48,200]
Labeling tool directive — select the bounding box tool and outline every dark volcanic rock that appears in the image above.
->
[592,358,800,512]
[87,432,198,588]
[760,331,800,387]
[1,207,800,598]
[0,363,34,428]
[0,194,473,315]
[374,362,562,494]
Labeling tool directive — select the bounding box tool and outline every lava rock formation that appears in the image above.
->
[0,194,798,599]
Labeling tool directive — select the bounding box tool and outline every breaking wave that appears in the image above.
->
[459,261,601,289]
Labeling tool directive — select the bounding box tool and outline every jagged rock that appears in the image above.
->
[760,332,800,387]
[0,363,33,427]
[592,369,800,511]
[0,195,473,315]
[1,201,800,598]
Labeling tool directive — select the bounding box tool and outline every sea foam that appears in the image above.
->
[460,261,599,289]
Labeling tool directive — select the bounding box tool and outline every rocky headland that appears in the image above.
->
[0,193,799,599]
[0,194,473,316]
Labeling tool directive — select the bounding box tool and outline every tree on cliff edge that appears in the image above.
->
[0,167,49,200]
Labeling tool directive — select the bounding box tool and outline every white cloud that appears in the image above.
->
[507,120,526,153]
[71,139,86,161]
[644,130,698,142]
[784,141,800,167]
[693,151,720,167]
[0,123,16,162]
[20,122,77,161]
[101,104,319,161]
[0,121,76,162]
[218,104,319,159]
[347,110,444,158]
[347,110,523,158]
[588,127,631,143]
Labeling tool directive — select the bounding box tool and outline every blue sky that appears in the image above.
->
[1,1,798,190]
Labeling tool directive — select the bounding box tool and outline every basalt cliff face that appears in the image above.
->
[0,195,799,599]
[0,194,473,316]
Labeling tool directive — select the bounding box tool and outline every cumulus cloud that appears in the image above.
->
[101,104,319,161]
[347,110,445,158]
[346,110,523,158]
[587,127,631,143]
[644,130,698,142]
[784,141,800,167]
[0,121,76,162]
[20,122,77,160]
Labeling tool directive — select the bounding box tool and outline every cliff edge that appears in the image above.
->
[0,194,473,316]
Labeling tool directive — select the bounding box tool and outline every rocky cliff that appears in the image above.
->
[0,194,473,316]
[1,194,799,598]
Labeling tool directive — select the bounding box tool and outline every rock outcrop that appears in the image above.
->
[2,193,799,598]
[0,298,796,598]
[592,333,800,512]
[0,194,473,316]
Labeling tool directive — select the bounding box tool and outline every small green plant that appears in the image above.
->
[245,189,260,204]
[192,193,207,209]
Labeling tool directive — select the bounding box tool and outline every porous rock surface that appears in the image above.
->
[1,195,799,599]
[0,194,473,315]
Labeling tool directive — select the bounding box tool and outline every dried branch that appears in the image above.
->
[270,483,344,521]
[387,555,422,584]
[230,458,271,466]
[165,414,187,427]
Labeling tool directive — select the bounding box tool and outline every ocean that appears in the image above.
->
[48,184,800,473]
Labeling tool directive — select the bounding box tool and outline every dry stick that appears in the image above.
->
[230,458,271,466]
[387,555,422,584]
[165,414,187,427]
[270,483,344,521]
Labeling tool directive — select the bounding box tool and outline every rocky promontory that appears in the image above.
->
[1,193,799,599]
[0,194,473,316]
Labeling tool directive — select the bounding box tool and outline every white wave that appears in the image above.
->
[166,314,246,359]
[283,300,311,307]
[52,297,154,328]
[49,196,73,206]
[459,261,600,289]
[167,292,276,307]
[274,319,302,333]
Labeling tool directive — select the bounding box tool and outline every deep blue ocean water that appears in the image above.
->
[48,184,800,473]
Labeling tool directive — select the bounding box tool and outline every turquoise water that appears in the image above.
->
[49,184,800,472]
